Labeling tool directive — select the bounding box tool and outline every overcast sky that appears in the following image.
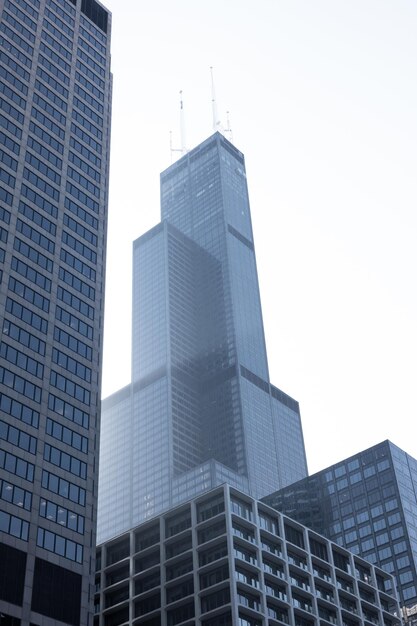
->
[101,0,417,475]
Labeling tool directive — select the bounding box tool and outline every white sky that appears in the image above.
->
[101,0,417,475]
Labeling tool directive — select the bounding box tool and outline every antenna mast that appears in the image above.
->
[210,66,220,133]
[170,91,188,161]
[179,90,187,154]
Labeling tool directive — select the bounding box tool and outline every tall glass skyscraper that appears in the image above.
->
[0,0,112,624]
[98,133,307,543]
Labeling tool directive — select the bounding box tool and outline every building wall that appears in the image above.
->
[95,485,401,626]
[99,134,308,542]
[0,0,112,623]
[263,440,417,610]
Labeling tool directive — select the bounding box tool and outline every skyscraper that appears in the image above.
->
[263,440,417,611]
[98,133,307,543]
[0,0,112,624]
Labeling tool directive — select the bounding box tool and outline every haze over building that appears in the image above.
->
[98,133,308,543]
[0,0,112,624]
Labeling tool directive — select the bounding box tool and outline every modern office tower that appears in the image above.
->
[263,441,417,612]
[98,133,308,543]
[0,0,112,624]
[94,484,402,626]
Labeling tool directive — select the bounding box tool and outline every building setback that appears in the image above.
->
[263,441,417,611]
[98,133,308,543]
[0,0,112,624]
[95,484,401,626]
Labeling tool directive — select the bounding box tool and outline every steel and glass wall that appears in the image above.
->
[95,484,401,626]
[263,440,417,610]
[99,134,307,542]
[0,0,112,623]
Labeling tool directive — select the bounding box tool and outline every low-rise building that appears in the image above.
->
[94,484,400,626]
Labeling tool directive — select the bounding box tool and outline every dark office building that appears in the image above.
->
[0,0,112,624]
[98,134,308,543]
[263,441,417,611]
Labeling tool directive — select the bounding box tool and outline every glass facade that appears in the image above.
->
[263,440,417,611]
[0,0,112,624]
[98,133,307,543]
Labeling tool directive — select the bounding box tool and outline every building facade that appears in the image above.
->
[263,441,417,611]
[98,134,308,543]
[95,484,401,626]
[0,0,112,624]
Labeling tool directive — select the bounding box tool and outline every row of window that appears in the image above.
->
[0,79,27,122]
[48,392,90,429]
[76,58,104,90]
[18,200,56,236]
[0,165,15,188]
[21,182,58,217]
[41,469,85,505]
[69,149,100,183]
[59,266,95,300]
[12,255,52,292]
[37,66,68,99]
[0,478,32,511]
[0,93,24,125]
[64,211,98,246]
[0,340,44,379]
[48,0,75,24]
[54,325,92,361]
[50,369,91,406]
[61,247,96,281]
[65,195,98,228]
[0,364,42,403]
[58,285,94,320]
[42,28,71,62]
[39,52,69,87]
[0,128,19,156]
[40,497,84,534]
[46,417,88,454]
[0,20,34,56]
[1,46,30,82]
[37,526,83,563]
[0,508,29,541]
[44,442,87,479]
[0,147,18,174]
[0,184,13,207]
[76,70,103,102]
[6,298,48,336]
[0,417,37,458]
[45,7,73,38]
[14,234,53,272]
[3,10,35,46]
[0,391,40,428]
[5,0,37,33]
[55,304,93,340]
[0,447,35,482]
[52,346,92,382]
[28,134,62,169]
[3,317,46,358]
[0,57,28,97]
[66,180,99,213]
[16,217,54,254]
[43,18,73,51]
[0,112,22,143]
[24,166,59,201]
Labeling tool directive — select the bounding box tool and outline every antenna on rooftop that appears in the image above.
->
[170,90,188,161]
[225,110,233,142]
[210,67,234,142]
[210,66,221,133]
[179,90,187,154]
